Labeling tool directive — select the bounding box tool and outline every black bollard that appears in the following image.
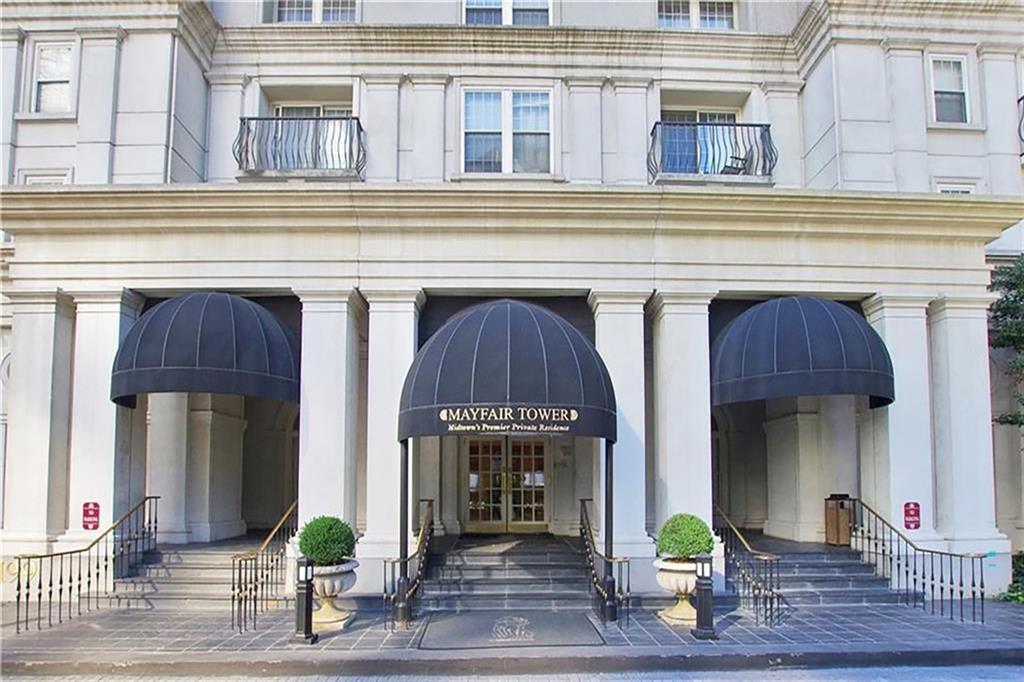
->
[602,574,618,622]
[295,556,319,644]
[691,554,717,640]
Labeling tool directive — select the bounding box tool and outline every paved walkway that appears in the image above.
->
[2,601,1022,676]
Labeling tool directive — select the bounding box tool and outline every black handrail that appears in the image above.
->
[233,116,367,179]
[713,505,782,627]
[648,121,778,182]
[13,496,159,633]
[231,500,298,632]
[579,498,630,626]
[848,497,984,623]
[383,499,433,630]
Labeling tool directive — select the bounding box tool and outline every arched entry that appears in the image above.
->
[393,299,619,621]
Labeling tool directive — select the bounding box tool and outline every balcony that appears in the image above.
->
[233,116,367,180]
[647,121,778,184]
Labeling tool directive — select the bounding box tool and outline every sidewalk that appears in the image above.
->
[2,601,1022,676]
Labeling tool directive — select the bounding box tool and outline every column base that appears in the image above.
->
[187,519,246,544]
[597,534,656,558]
[762,519,824,544]
[0,531,59,556]
[354,534,418,559]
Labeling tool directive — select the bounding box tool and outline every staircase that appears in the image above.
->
[115,536,264,611]
[420,534,593,613]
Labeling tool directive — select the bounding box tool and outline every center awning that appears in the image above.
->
[397,299,617,442]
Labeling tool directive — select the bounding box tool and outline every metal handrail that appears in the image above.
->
[647,120,778,183]
[383,499,434,629]
[233,115,367,179]
[579,498,631,626]
[1017,95,1023,157]
[713,505,782,627]
[848,497,985,623]
[13,496,160,633]
[231,500,298,632]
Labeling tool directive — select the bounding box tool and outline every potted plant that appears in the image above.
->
[298,515,358,630]
[653,513,714,626]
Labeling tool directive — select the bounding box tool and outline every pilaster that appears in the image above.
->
[207,73,250,182]
[147,392,190,544]
[976,43,1023,196]
[564,77,605,184]
[360,76,402,183]
[74,27,126,184]
[609,79,651,185]
[410,75,449,182]
[759,81,803,188]
[881,40,930,192]
[0,28,25,184]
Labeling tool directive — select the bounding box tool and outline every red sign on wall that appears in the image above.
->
[82,502,100,531]
[903,501,921,531]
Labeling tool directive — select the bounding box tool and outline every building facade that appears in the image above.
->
[1,0,1023,600]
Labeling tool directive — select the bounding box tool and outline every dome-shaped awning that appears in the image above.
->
[711,296,895,409]
[398,299,617,442]
[111,292,300,408]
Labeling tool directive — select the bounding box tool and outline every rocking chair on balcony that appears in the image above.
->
[721,148,754,175]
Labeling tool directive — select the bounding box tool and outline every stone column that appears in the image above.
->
[611,80,650,185]
[361,76,401,182]
[650,291,717,530]
[862,295,942,543]
[62,289,142,543]
[146,392,190,544]
[759,81,803,187]
[410,75,447,182]
[0,29,24,185]
[763,396,825,542]
[589,291,653,556]
[439,436,461,534]
[3,291,75,554]
[74,28,125,184]
[207,74,249,182]
[358,289,422,559]
[929,296,1012,560]
[187,394,247,542]
[565,78,603,183]
[977,44,1023,196]
[882,40,930,192]
[295,289,365,529]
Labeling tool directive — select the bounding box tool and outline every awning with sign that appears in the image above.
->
[397,299,617,442]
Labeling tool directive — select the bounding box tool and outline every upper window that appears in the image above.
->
[32,43,72,113]
[466,0,550,26]
[276,0,355,23]
[659,0,734,29]
[931,57,968,124]
[463,89,551,174]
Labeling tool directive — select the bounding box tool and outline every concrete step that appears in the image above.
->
[774,551,862,564]
[426,565,588,580]
[776,561,875,576]
[777,587,908,606]
[776,575,892,590]
[429,554,583,568]
[114,579,232,597]
[131,564,236,580]
[419,594,594,612]
[422,581,591,597]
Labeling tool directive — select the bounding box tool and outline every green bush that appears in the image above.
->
[996,552,1024,604]
[656,513,714,558]
[298,516,355,566]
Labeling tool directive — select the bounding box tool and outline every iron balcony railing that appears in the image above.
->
[648,121,778,183]
[233,116,367,179]
[231,500,298,632]
[713,505,782,627]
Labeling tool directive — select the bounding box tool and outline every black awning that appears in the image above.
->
[111,292,300,408]
[711,296,895,409]
[398,299,617,442]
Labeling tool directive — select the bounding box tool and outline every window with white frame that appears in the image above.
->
[32,43,73,113]
[465,0,550,26]
[931,57,968,124]
[936,182,975,195]
[660,109,738,173]
[659,0,734,29]
[20,170,70,185]
[463,89,551,174]
[276,0,355,23]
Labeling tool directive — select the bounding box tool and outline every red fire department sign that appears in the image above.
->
[903,501,921,530]
[82,502,100,531]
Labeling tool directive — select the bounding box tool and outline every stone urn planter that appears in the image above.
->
[653,557,699,625]
[311,559,359,629]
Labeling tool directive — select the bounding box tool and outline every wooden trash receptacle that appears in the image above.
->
[825,493,851,546]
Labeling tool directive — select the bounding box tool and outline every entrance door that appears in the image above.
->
[465,438,547,533]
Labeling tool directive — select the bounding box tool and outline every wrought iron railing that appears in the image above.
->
[579,498,631,626]
[648,121,778,182]
[12,496,159,634]
[713,505,782,627]
[231,500,298,632]
[233,116,367,178]
[848,498,984,623]
[383,499,434,629]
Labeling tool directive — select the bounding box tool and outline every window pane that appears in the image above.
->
[465,91,501,130]
[658,0,690,28]
[278,106,320,118]
[932,59,964,92]
[37,46,71,80]
[661,123,697,173]
[465,132,502,172]
[513,91,548,132]
[513,0,548,25]
[277,0,313,22]
[323,0,355,22]
[700,1,734,29]
[467,0,502,25]
[935,91,967,123]
[513,133,549,173]
[36,82,70,113]
[322,106,352,117]
[662,110,698,123]
[699,111,736,123]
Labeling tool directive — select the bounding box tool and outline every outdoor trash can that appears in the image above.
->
[825,494,851,546]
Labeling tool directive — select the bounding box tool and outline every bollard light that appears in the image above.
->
[295,556,319,644]
[691,554,717,640]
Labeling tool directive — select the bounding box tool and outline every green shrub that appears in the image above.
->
[996,552,1024,604]
[298,516,355,566]
[656,513,714,558]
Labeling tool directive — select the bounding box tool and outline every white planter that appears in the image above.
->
[311,559,358,631]
[653,557,698,626]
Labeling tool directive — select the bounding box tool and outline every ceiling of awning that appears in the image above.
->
[711,296,895,409]
[398,299,617,442]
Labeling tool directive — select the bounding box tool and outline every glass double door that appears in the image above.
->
[465,438,547,533]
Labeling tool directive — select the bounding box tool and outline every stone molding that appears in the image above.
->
[587,289,651,314]
[880,38,930,55]
[0,28,26,45]
[360,288,425,313]
[75,26,127,44]
[294,287,366,318]
[648,290,718,319]
[862,293,935,320]
[207,73,250,89]
[928,293,1000,321]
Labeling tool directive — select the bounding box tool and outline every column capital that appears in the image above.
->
[76,27,127,45]
[5,289,75,315]
[608,77,651,92]
[862,293,934,320]
[976,42,1020,61]
[759,80,803,96]
[360,287,425,313]
[562,77,606,91]
[66,288,145,314]
[929,293,999,320]
[649,290,717,318]
[409,74,451,87]
[587,289,650,314]
[294,287,365,314]
[0,28,26,46]
[362,74,403,88]
[207,72,250,89]
[881,38,929,55]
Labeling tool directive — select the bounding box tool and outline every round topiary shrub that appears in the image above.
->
[298,516,355,566]
[656,513,714,558]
